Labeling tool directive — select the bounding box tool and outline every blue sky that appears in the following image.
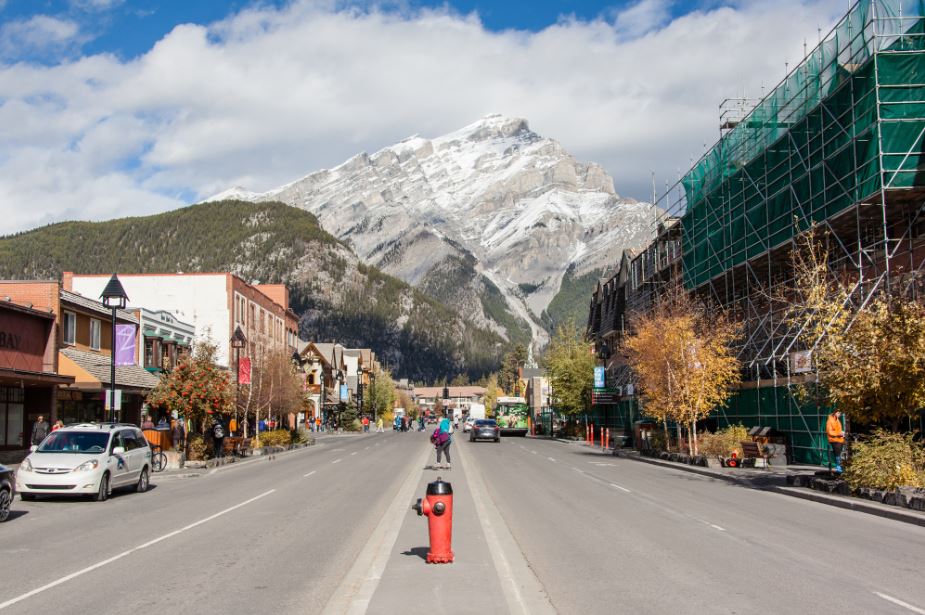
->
[3,1,705,62]
[0,0,844,233]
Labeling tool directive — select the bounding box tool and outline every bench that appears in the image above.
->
[221,437,253,459]
[740,441,769,468]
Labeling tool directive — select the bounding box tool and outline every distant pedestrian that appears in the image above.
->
[141,414,155,430]
[376,417,383,433]
[362,416,370,433]
[212,417,225,460]
[315,417,322,432]
[31,415,49,446]
[433,415,452,470]
[826,410,845,473]
[172,418,186,453]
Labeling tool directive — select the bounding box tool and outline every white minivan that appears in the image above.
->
[16,423,152,502]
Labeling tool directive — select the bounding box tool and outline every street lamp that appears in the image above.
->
[100,274,128,424]
[231,326,247,435]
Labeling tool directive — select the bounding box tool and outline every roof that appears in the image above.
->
[61,348,159,390]
[0,298,55,320]
[60,290,138,324]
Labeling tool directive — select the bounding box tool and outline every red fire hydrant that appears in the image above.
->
[412,477,454,563]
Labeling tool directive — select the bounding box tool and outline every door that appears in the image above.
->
[108,432,132,487]
[130,429,151,475]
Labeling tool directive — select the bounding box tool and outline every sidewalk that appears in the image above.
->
[602,445,925,527]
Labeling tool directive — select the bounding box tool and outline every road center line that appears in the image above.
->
[304,470,317,478]
[875,592,925,614]
[0,489,276,611]
[351,451,358,456]
[547,457,556,463]
[610,483,632,493]
[709,524,726,532]
[321,442,432,614]
[332,458,342,464]
[531,450,538,455]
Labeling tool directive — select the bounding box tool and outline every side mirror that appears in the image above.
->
[112,446,125,455]
[30,445,38,453]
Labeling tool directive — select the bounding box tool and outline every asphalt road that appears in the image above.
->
[2,431,924,615]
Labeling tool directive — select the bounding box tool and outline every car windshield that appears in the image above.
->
[476,420,497,427]
[37,431,109,454]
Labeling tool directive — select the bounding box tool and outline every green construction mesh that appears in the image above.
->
[680,1,925,288]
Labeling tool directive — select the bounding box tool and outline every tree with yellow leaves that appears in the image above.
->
[787,229,925,430]
[623,286,741,455]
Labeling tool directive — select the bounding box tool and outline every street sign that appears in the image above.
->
[593,366,605,389]
[339,384,348,402]
[591,391,620,405]
[104,389,122,410]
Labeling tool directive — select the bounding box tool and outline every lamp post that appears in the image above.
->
[231,326,247,436]
[100,274,128,424]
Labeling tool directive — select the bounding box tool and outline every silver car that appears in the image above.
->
[469,419,501,442]
[16,424,152,502]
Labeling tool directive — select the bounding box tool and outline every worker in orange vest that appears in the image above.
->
[826,410,845,473]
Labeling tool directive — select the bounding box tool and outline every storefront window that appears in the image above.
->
[0,387,25,448]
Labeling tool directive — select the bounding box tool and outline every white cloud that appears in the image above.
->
[0,0,845,234]
[0,15,82,59]
[70,0,124,11]
[610,0,673,38]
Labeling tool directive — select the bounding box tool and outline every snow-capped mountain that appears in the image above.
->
[211,114,654,346]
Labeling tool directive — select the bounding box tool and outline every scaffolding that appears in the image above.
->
[652,0,925,463]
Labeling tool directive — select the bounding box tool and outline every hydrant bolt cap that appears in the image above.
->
[433,501,446,515]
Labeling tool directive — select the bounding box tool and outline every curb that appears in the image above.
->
[613,448,925,527]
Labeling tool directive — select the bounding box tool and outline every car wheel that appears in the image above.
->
[20,493,36,502]
[0,487,11,522]
[94,473,110,502]
[135,467,149,493]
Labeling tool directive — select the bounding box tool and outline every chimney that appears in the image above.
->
[62,271,74,291]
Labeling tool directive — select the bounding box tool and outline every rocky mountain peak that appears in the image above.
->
[212,116,654,347]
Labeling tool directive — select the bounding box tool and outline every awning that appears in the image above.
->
[59,348,160,392]
[0,368,74,387]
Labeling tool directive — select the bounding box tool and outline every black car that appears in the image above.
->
[0,463,13,522]
[469,419,501,443]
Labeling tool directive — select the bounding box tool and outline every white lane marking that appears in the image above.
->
[530,450,538,455]
[519,445,527,450]
[0,490,275,611]
[588,462,615,466]
[304,470,317,478]
[610,483,631,493]
[321,443,432,614]
[364,446,370,450]
[459,437,555,614]
[547,457,556,463]
[709,524,726,532]
[351,451,358,456]
[331,458,342,464]
[571,467,584,473]
[875,592,925,614]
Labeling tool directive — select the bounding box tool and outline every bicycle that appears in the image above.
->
[150,444,167,473]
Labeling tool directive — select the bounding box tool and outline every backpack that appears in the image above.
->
[213,422,224,439]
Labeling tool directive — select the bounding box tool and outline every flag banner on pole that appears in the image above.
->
[115,324,136,366]
[239,357,252,385]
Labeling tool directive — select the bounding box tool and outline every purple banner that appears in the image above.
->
[115,324,136,366]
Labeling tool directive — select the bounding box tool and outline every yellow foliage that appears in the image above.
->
[623,286,741,454]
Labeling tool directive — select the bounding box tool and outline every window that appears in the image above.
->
[90,318,101,350]
[63,311,76,345]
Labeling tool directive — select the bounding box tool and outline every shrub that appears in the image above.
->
[254,429,292,448]
[844,430,925,491]
[292,429,314,445]
[699,424,750,457]
[187,434,209,460]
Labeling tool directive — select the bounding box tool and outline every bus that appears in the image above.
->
[493,396,529,437]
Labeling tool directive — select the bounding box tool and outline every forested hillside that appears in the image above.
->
[0,200,503,382]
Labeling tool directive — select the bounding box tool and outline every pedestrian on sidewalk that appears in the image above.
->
[376,417,383,432]
[362,416,370,433]
[172,418,186,454]
[212,416,225,460]
[31,415,49,446]
[432,414,452,470]
[826,410,845,473]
